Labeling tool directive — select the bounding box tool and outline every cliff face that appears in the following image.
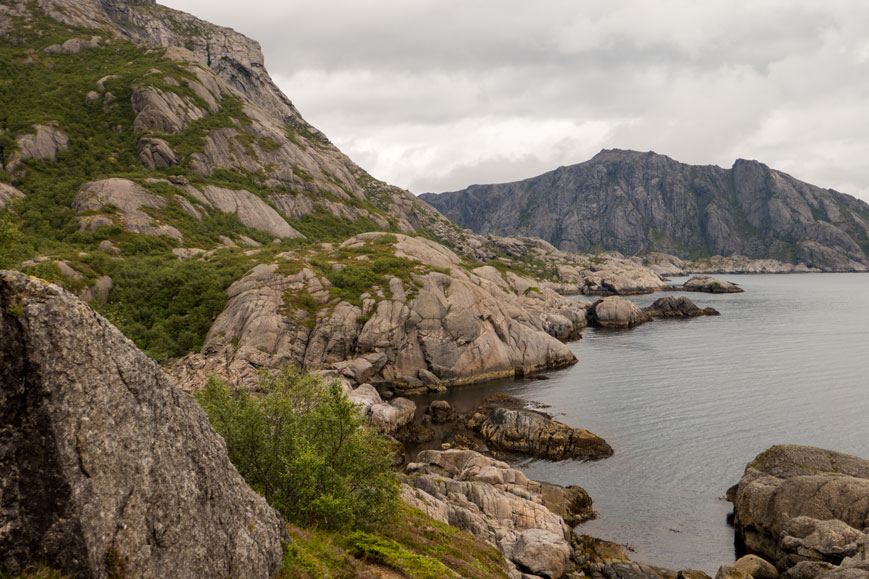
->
[422,149,869,271]
[0,271,287,577]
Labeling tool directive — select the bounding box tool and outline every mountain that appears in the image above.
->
[421,149,869,271]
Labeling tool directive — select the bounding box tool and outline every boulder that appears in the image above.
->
[428,399,454,424]
[465,402,613,461]
[590,296,651,328]
[781,562,837,579]
[730,445,869,571]
[368,397,416,434]
[512,528,571,578]
[0,271,286,578]
[734,554,780,579]
[716,566,753,579]
[644,296,720,318]
[683,275,744,293]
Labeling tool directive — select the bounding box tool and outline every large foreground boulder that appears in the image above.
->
[729,445,869,573]
[0,271,287,578]
[590,295,651,328]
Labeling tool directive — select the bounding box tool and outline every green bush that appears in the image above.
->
[0,208,22,269]
[196,368,400,531]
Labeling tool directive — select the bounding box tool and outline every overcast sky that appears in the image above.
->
[161,1,869,202]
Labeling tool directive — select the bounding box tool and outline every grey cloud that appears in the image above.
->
[161,0,869,202]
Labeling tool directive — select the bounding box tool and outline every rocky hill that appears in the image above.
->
[421,149,869,271]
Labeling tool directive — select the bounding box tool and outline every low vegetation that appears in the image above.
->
[195,367,511,578]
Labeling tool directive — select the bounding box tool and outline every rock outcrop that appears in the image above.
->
[5,124,69,179]
[0,183,24,209]
[682,275,744,293]
[171,233,589,391]
[402,449,587,578]
[422,149,869,271]
[0,271,286,578]
[644,296,720,319]
[73,178,183,239]
[729,445,869,573]
[465,396,613,461]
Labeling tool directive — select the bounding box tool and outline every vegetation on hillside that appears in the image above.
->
[196,368,510,578]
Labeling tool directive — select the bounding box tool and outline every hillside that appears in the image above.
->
[421,149,869,271]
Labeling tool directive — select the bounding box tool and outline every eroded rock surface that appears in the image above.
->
[465,398,613,461]
[73,178,183,239]
[172,233,589,391]
[0,183,24,209]
[730,445,869,572]
[402,449,585,577]
[0,271,286,578]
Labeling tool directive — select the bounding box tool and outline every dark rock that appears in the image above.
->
[781,562,838,579]
[0,271,286,577]
[644,296,720,318]
[428,399,454,424]
[465,397,613,461]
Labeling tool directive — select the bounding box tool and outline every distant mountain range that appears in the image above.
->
[421,149,869,271]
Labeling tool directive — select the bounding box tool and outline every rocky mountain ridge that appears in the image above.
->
[421,149,869,271]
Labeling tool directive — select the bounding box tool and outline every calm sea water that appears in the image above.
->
[414,274,869,574]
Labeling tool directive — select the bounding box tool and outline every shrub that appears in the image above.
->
[196,368,400,531]
[0,208,22,269]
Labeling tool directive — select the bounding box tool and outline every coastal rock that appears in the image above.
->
[0,183,24,208]
[572,535,681,579]
[734,554,780,579]
[590,296,651,328]
[682,254,821,274]
[428,400,455,424]
[172,234,587,391]
[644,296,720,318]
[781,562,837,579]
[402,449,578,576]
[716,566,753,579]
[465,399,613,461]
[0,271,286,578]
[512,528,571,579]
[683,275,744,293]
[730,445,869,571]
[369,397,416,434]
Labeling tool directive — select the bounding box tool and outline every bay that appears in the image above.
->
[414,273,869,574]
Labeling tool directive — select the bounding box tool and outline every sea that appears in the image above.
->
[412,273,869,574]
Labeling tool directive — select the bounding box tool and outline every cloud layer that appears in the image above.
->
[162,0,869,202]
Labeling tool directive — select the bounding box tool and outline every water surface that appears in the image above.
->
[416,274,869,574]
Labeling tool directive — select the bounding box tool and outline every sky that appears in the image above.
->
[160,1,869,203]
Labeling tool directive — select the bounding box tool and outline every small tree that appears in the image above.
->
[196,368,400,531]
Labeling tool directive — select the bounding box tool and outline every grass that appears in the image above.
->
[280,505,509,579]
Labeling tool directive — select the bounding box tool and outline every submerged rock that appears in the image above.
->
[729,445,869,573]
[0,271,286,577]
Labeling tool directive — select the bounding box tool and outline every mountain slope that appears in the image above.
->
[421,149,869,271]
